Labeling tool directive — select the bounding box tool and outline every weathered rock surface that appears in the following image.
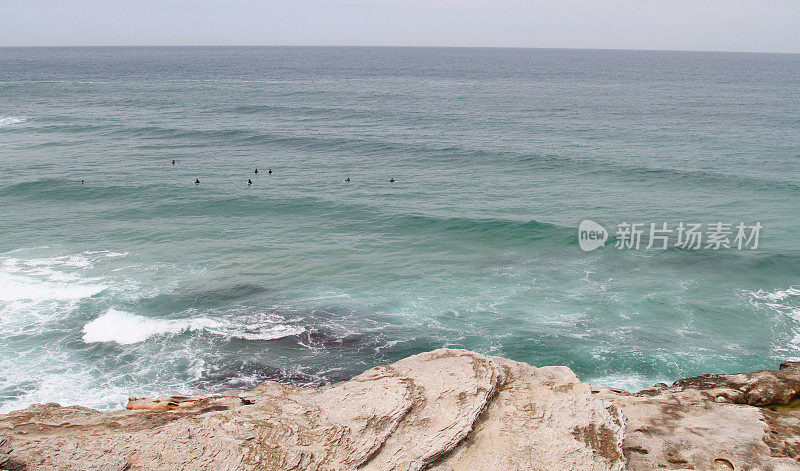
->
[593,361,800,470]
[1,349,800,470]
[0,436,11,467]
[0,349,624,470]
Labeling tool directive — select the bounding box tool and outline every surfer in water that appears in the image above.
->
[389,178,395,182]
[344,177,351,182]
[255,168,258,174]
[268,169,272,175]
[248,179,252,185]
[172,160,176,165]
[81,180,84,184]
[195,178,200,184]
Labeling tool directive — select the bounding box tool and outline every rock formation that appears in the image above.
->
[593,361,800,470]
[0,349,799,470]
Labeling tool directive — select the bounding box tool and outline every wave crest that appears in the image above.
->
[0,116,26,127]
[82,309,305,345]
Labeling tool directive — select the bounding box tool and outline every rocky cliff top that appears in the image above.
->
[1,349,800,470]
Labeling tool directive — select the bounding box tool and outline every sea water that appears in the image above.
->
[1,46,799,412]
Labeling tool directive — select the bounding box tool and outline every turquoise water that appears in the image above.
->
[1,47,799,413]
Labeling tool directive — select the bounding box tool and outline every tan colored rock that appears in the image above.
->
[669,360,800,406]
[0,349,625,471]
[595,387,800,470]
[595,361,800,470]
[6,349,800,470]
[0,435,11,467]
[438,360,624,471]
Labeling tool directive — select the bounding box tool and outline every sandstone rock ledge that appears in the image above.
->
[0,350,799,471]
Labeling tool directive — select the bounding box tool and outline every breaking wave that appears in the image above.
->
[82,308,306,345]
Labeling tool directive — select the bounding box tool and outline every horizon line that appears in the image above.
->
[0,44,798,55]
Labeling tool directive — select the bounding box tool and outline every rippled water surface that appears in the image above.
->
[1,47,799,412]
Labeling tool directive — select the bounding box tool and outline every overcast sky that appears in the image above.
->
[1,0,798,53]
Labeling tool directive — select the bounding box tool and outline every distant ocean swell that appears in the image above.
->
[0,180,571,243]
[6,116,798,194]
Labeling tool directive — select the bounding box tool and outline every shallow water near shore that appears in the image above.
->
[1,46,800,413]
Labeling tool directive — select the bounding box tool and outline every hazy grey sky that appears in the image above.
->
[1,0,799,52]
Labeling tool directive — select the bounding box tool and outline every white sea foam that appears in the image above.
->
[0,252,112,303]
[0,347,200,414]
[83,250,130,259]
[0,116,26,127]
[0,366,133,415]
[588,373,670,393]
[82,309,306,345]
[749,286,800,360]
[82,309,220,345]
[0,250,146,336]
[0,249,231,414]
[749,287,800,321]
[1,248,306,414]
[751,287,800,303]
[0,269,106,303]
[0,256,107,326]
[233,324,307,341]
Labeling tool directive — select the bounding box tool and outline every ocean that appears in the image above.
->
[1,46,799,413]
